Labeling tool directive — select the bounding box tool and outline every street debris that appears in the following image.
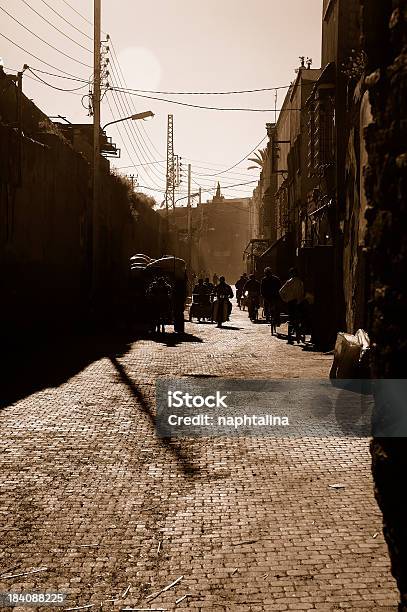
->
[175,594,192,605]
[231,539,258,546]
[262,573,269,579]
[373,532,380,539]
[0,565,21,577]
[231,568,238,575]
[1,567,48,579]
[121,609,168,611]
[157,540,162,554]
[65,606,94,611]
[77,544,99,548]
[146,575,184,602]
[328,483,346,489]
[122,585,131,598]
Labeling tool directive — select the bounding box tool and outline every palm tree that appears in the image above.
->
[247,147,268,170]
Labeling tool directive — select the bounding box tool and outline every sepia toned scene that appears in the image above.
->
[1,1,406,611]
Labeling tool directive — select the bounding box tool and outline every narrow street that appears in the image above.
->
[0,300,398,611]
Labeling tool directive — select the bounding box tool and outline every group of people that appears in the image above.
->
[235,267,307,342]
[147,266,308,340]
[146,274,187,335]
[191,275,233,327]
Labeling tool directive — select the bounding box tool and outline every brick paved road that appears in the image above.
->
[0,299,398,611]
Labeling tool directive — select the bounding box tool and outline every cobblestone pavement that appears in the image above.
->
[0,299,398,611]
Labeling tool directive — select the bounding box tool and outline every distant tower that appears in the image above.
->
[213,182,224,203]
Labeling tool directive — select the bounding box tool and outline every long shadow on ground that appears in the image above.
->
[110,356,200,477]
[0,327,202,410]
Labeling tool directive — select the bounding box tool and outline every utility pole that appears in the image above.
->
[187,163,192,270]
[16,71,23,187]
[165,114,175,214]
[164,114,175,256]
[129,174,137,190]
[92,0,101,293]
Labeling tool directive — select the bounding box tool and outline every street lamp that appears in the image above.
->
[102,110,154,131]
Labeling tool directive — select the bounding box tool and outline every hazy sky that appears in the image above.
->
[1,0,323,202]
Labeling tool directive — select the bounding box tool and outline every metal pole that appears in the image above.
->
[197,187,202,274]
[17,71,23,187]
[92,0,101,293]
[187,163,192,269]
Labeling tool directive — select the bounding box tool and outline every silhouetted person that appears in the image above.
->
[203,277,214,294]
[147,276,173,334]
[173,271,188,334]
[279,267,305,343]
[235,273,248,308]
[214,276,233,327]
[193,278,206,297]
[243,273,261,322]
[261,267,281,324]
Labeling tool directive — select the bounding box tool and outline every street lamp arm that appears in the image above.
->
[102,115,134,131]
[102,110,154,131]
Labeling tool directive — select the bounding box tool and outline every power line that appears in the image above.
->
[28,74,85,95]
[3,65,84,95]
[26,67,90,92]
[187,169,256,184]
[114,161,166,170]
[37,0,93,41]
[194,136,268,177]
[136,185,166,193]
[59,0,93,28]
[110,41,165,160]
[108,52,166,183]
[108,71,166,185]
[117,85,291,96]
[0,31,88,78]
[135,179,257,195]
[189,165,257,180]
[0,4,92,68]
[19,0,92,53]
[183,156,258,175]
[105,94,152,189]
[106,88,164,189]
[58,0,108,37]
[111,88,299,112]
[26,66,89,83]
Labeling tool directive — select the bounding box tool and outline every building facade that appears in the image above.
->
[164,185,251,284]
[249,0,368,348]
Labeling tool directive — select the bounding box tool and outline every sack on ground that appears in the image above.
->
[329,329,370,379]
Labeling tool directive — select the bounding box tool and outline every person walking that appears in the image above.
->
[212,273,219,286]
[235,273,248,309]
[279,267,305,343]
[173,271,188,334]
[146,276,173,334]
[243,273,261,322]
[261,267,281,327]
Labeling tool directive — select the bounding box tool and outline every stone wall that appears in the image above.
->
[0,72,163,338]
[362,0,407,608]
